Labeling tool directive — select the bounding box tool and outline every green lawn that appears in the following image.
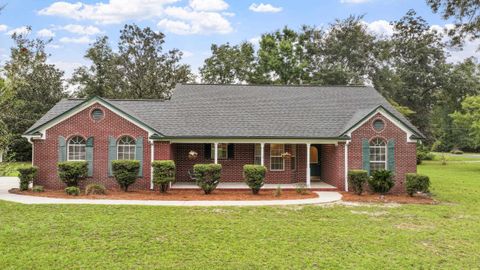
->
[1,161,479,269]
[0,162,31,176]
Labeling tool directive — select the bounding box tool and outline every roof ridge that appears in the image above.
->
[67,98,166,102]
[179,83,369,88]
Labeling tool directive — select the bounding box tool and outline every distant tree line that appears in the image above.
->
[0,3,479,161]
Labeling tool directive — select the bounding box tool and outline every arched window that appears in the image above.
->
[370,138,387,172]
[67,136,86,161]
[117,136,136,160]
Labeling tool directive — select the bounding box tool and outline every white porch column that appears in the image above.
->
[344,141,350,192]
[214,142,218,164]
[260,143,265,166]
[150,141,154,190]
[306,143,311,188]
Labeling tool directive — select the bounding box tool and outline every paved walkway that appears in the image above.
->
[0,177,342,206]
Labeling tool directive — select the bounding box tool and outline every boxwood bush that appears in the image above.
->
[85,183,106,195]
[111,160,140,192]
[32,185,44,193]
[17,166,38,191]
[368,169,395,194]
[57,161,88,187]
[243,165,266,194]
[348,170,368,195]
[152,160,176,193]
[65,186,80,196]
[193,164,222,194]
[405,173,430,196]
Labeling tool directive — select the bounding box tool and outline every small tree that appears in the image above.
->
[152,160,176,193]
[17,166,38,191]
[193,164,222,194]
[57,161,88,187]
[368,170,395,194]
[111,160,140,192]
[243,165,266,194]
[348,170,368,195]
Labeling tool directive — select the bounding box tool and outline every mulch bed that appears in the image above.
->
[341,192,437,204]
[9,188,318,201]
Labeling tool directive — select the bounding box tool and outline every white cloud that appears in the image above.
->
[48,60,84,78]
[59,36,93,44]
[37,28,56,38]
[249,3,282,13]
[0,24,7,32]
[61,24,102,35]
[363,20,393,37]
[158,6,233,35]
[222,12,235,17]
[189,0,228,11]
[340,0,371,3]
[249,36,261,45]
[182,50,193,58]
[6,26,30,36]
[38,0,179,24]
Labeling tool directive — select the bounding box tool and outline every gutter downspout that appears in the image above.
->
[344,141,350,192]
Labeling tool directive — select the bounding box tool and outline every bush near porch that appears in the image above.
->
[243,165,266,194]
[193,163,222,194]
[111,160,140,192]
[152,160,176,193]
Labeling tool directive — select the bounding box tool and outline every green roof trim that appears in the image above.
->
[341,105,425,139]
[24,96,164,137]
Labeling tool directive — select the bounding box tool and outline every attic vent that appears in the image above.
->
[91,109,104,121]
[373,119,385,132]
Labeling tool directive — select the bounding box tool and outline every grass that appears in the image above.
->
[0,161,479,269]
[431,152,480,161]
[0,162,31,176]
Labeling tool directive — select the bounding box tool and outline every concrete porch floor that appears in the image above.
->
[171,181,337,190]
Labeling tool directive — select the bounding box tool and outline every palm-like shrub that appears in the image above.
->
[57,161,88,187]
[243,165,266,194]
[193,164,222,194]
[111,160,140,192]
[368,169,395,194]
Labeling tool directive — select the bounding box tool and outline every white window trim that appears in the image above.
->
[117,136,136,160]
[254,144,262,165]
[211,143,228,160]
[369,138,387,171]
[67,136,86,161]
[270,144,285,171]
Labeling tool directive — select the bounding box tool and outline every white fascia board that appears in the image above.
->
[162,138,347,144]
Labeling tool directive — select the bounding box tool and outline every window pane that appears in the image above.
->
[270,157,284,170]
[210,143,228,160]
[369,138,387,172]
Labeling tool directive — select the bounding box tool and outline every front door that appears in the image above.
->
[310,145,320,179]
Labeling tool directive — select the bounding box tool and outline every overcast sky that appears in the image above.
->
[1,0,478,79]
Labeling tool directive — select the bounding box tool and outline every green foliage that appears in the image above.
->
[295,183,308,195]
[72,24,193,99]
[451,96,480,147]
[0,28,65,161]
[57,161,88,187]
[111,160,140,192]
[348,170,368,195]
[450,149,464,155]
[243,165,266,194]
[0,162,30,176]
[368,170,395,194]
[405,173,430,196]
[17,166,38,191]
[32,185,44,192]
[193,164,222,194]
[417,146,434,165]
[85,184,106,195]
[152,160,176,193]
[65,186,80,196]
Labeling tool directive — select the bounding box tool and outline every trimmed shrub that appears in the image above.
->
[406,173,430,196]
[348,170,368,195]
[273,185,282,197]
[416,149,434,165]
[450,149,464,155]
[85,184,106,195]
[243,165,266,194]
[32,185,44,192]
[152,160,176,193]
[193,164,222,194]
[112,160,140,192]
[65,186,80,196]
[57,161,88,187]
[17,166,38,191]
[295,183,308,195]
[368,170,395,194]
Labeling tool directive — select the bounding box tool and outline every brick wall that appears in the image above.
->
[32,103,151,190]
[348,112,417,193]
[320,143,346,190]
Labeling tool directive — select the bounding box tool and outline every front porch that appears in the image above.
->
[171,181,337,191]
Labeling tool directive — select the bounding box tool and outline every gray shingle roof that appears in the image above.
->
[25,84,423,139]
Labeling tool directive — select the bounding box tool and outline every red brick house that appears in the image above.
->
[23,84,424,193]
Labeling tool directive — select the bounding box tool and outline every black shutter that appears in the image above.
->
[204,144,211,159]
[228,144,234,159]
